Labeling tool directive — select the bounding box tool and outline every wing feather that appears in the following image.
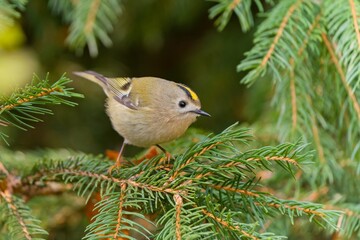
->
[74,71,137,110]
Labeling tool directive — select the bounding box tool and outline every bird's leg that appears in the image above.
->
[116,140,126,167]
[156,144,172,164]
[108,140,126,174]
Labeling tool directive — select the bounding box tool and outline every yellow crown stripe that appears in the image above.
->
[177,84,199,101]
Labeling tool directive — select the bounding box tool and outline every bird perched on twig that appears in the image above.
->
[74,71,210,170]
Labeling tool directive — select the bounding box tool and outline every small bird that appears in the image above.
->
[73,71,210,169]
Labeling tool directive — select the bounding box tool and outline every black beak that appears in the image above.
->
[191,109,211,117]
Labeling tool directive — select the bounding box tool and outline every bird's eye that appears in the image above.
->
[178,100,187,108]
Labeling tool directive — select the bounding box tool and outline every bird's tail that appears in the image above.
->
[73,71,108,88]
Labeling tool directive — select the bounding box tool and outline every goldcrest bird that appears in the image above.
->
[73,71,210,168]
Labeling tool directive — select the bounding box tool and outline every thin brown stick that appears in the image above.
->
[297,13,322,56]
[334,213,344,236]
[325,205,360,218]
[193,155,300,182]
[201,209,258,240]
[349,0,360,49]
[167,142,221,183]
[57,169,182,195]
[0,161,10,177]
[113,183,127,239]
[260,0,302,67]
[0,162,20,194]
[288,12,321,130]
[304,93,326,164]
[130,164,173,181]
[264,202,325,217]
[322,33,360,121]
[311,114,326,164]
[0,190,32,240]
[174,193,183,240]
[211,184,259,197]
[290,59,297,129]
[17,182,73,201]
[0,87,62,112]
[247,156,300,166]
[85,0,101,34]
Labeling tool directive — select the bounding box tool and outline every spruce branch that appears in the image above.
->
[48,0,75,23]
[237,0,321,85]
[324,204,360,239]
[238,0,360,184]
[288,12,322,129]
[0,0,27,30]
[261,198,340,228]
[16,124,339,239]
[66,0,123,57]
[324,0,360,87]
[209,0,252,32]
[0,73,83,144]
[321,33,360,121]
[113,183,127,239]
[157,200,214,240]
[174,193,183,240]
[84,188,153,239]
[336,206,360,239]
[201,208,260,240]
[310,112,326,165]
[0,162,47,239]
[209,0,275,32]
[349,0,360,48]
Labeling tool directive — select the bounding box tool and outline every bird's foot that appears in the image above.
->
[107,159,122,175]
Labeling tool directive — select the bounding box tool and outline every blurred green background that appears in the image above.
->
[0,0,269,155]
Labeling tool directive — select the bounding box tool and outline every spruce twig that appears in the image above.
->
[0,74,83,144]
[10,124,337,239]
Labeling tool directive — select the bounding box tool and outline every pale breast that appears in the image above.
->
[105,98,196,147]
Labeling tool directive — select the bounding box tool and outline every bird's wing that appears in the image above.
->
[106,77,138,110]
[73,71,138,110]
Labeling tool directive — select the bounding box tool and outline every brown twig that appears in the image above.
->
[85,0,101,34]
[288,12,322,130]
[304,94,326,164]
[322,33,360,121]
[290,59,298,130]
[0,190,32,240]
[349,0,360,49]
[331,213,344,240]
[192,155,300,185]
[264,202,325,217]
[325,205,360,219]
[0,87,62,112]
[247,156,300,166]
[211,184,260,197]
[0,162,20,194]
[57,169,183,195]
[113,183,127,239]
[174,193,183,240]
[297,13,322,56]
[0,161,10,177]
[260,0,303,67]
[129,164,173,181]
[201,209,258,240]
[16,182,73,201]
[166,142,221,184]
